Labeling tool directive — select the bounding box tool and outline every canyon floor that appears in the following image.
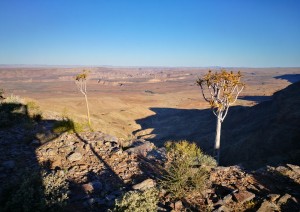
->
[1,66,300,143]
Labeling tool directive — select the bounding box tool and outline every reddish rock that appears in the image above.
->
[233,190,255,203]
[82,183,94,194]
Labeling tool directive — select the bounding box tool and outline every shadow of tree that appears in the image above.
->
[133,107,216,151]
[133,81,300,169]
[238,95,272,103]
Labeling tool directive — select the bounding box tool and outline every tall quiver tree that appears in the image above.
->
[75,69,91,127]
[196,70,244,164]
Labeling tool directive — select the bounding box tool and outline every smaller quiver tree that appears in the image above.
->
[75,69,91,127]
[196,70,244,164]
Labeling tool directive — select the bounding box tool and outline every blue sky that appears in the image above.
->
[0,0,299,67]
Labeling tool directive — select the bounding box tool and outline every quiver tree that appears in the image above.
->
[196,70,244,164]
[75,69,91,127]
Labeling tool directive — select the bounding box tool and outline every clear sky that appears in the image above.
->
[0,0,299,67]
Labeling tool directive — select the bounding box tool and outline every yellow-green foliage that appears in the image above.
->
[75,69,89,81]
[160,141,216,199]
[53,118,84,134]
[27,101,43,121]
[165,140,217,168]
[114,188,159,212]
[196,69,244,111]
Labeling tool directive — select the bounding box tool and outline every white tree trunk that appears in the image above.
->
[214,114,222,164]
[84,94,91,127]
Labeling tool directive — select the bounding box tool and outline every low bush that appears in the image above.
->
[114,188,159,212]
[42,170,69,208]
[1,169,69,212]
[53,118,84,134]
[160,140,216,199]
[27,101,43,121]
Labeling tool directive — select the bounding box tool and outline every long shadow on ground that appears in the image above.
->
[238,95,272,103]
[133,107,216,151]
[134,82,300,169]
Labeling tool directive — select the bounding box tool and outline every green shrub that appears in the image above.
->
[53,118,84,134]
[114,188,159,212]
[27,101,43,121]
[1,170,69,212]
[160,141,216,199]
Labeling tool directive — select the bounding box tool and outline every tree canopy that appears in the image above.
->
[196,70,244,122]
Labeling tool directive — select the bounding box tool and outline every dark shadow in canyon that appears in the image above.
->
[134,80,300,170]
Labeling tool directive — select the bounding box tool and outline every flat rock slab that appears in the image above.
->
[257,200,279,212]
[132,178,156,191]
[233,190,255,204]
[67,152,83,162]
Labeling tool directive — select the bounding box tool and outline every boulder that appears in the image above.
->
[132,178,156,191]
[126,141,154,156]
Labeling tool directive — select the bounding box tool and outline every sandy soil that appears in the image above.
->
[1,66,300,140]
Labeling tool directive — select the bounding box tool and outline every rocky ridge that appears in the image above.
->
[0,121,300,211]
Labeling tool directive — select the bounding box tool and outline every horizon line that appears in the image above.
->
[1,64,300,69]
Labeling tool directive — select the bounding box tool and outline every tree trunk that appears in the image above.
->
[84,94,91,127]
[214,114,222,164]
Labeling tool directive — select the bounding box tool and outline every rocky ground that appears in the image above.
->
[1,117,300,211]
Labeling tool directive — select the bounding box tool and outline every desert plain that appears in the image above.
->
[1,66,300,145]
